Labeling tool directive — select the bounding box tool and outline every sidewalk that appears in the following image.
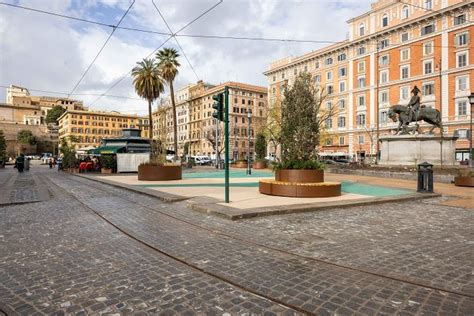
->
[325,173,473,209]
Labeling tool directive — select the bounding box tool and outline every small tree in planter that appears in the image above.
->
[59,138,78,172]
[275,73,337,179]
[254,132,267,169]
[100,155,115,174]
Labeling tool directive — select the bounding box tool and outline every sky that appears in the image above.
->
[0,0,373,115]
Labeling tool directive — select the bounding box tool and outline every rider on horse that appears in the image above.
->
[407,85,421,123]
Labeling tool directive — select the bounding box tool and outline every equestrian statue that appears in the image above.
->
[387,86,443,135]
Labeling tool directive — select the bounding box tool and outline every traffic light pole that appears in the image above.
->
[224,86,230,203]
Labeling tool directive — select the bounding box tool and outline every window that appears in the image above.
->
[401,65,410,79]
[326,101,333,110]
[457,76,468,91]
[379,55,389,66]
[401,48,410,61]
[358,46,366,55]
[294,69,297,75]
[327,85,334,95]
[326,71,333,80]
[401,32,409,42]
[339,81,346,92]
[272,75,276,82]
[422,83,434,96]
[339,136,345,145]
[326,118,332,129]
[358,61,365,73]
[423,42,433,55]
[339,99,346,109]
[304,65,308,72]
[337,116,346,128]
[457,101,467,116]
[326,138,333,146]
[358,95,365,107]
[456,33,468,47]
[382,14,388,27]
[358,76,366,88]
[380,39,389,49]
[359,23,365,36]
[380,91,389,103]
[457,52,467,68]
[338,67,347,77]
[358,135,365,144]
[454,14,466,26]
[400,87,409,100]
[380,111,388,124]
[402,5,409,19]
[380,70,388,84]
[314,75,321,83]
[421,24,434,36]
[337,53,346,62]
[357,113,366,126]
[281,72,285,79]
[424,60,433,75]
[424,0,432,10]
[325,57,333,65]
[315,61,320,69]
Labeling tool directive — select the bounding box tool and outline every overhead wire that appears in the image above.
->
[151,0,200,81]
[67,0,136,98]
[0,2,170,35]
[89,0,223,107]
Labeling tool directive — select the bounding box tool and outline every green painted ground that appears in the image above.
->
[182,169,273,179]
[136,178,412,197]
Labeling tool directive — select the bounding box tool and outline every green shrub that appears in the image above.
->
[274,159,325,171]
[255,133,266,162]
[100,155,115,169]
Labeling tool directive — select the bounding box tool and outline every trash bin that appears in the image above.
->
[417,162,433,193]
[220,160,225,169]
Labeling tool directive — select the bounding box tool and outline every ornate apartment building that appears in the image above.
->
[58,109,149,150]
[265,0,473,161]
[153,81,268,159]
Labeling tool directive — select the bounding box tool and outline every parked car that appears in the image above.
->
[265,153,276,162]
[192,156,211,165]
[334,158,351,164]
[41,153,53,164]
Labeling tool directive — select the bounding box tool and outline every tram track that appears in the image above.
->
[45,175,308,315]
[64,174,473,300]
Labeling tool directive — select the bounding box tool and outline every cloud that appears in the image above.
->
[0,0,372,114]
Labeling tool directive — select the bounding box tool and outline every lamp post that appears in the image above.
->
[247,110,252,175]
[468,93,474,168]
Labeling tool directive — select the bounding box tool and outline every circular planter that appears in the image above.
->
[138,164,182,181]
[253,161,267,169]
[454,176,474,187]
[232,161,248,168]
[275,169,324,183]
[259,180,341,197]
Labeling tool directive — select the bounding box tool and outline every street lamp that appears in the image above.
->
[247,110,252,175]
[468,93,474,168]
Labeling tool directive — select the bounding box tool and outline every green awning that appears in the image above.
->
[88,146,125,154]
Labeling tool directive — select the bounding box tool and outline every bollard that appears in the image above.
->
[417,161,433,193]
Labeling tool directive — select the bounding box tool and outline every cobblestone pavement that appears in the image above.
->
[0,166,50,205]
[72,174,474,297]
[1,166,473,315]
[0,168,295,315]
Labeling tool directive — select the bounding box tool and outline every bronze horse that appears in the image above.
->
[387,105,442,135]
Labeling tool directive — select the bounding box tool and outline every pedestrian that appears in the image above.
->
[15,154,25,173]
[49,157,53,169]
[57,156,63,172]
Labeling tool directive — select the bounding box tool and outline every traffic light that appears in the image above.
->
[212,93,224,122]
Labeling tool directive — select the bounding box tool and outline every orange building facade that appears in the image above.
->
[265,0,473,162]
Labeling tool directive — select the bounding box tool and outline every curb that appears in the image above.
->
[70,173,441,221]
[72,173,188,203]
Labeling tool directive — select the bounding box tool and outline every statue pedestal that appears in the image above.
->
[379,134,458,166]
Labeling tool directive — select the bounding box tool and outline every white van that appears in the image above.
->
[192,156,211,165]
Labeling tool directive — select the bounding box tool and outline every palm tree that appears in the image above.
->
[156,48,180,160]
[131,58,164,141]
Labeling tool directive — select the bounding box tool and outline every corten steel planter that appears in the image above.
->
[101,168,113,174]
[232,162,248,168]
[454,176,474,187]
[138,164,182,181]
[253,161,267,169]
[275,169,324,183]
[259,180,341,197]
